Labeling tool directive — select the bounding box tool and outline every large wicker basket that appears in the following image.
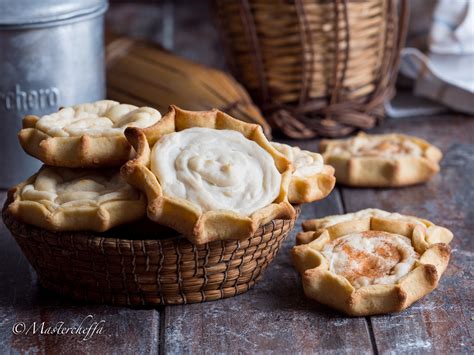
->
[214,0,409,138]
[2,202,298,306]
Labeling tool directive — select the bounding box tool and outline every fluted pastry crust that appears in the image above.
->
[292,209,453,316]
[299,208,433,245]
[271,142,335,204]
[121,106,295,245]
[7,166,146,232]
[319,133,442,187]
[19,100,161,168]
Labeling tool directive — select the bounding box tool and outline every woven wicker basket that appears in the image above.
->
[2,201,298,306]
[214,0,409,138]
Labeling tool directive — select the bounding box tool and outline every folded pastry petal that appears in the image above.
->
[121,106,295,245]
[7,166,146,232]
[19,100,162,167]
[271,142,335,204]
[292,209,452,316]
[319,132,442,187]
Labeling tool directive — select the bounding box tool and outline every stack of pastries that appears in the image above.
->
[4,100,452,315]
[6,100,335,244]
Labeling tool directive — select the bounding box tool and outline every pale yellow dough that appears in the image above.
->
[19,100,162,167]
[319,133,442,187]
[300,208,427,241]
[271,142,335,204]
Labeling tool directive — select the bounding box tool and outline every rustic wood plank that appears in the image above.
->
[0,192,160,354]
[340,115,474,354]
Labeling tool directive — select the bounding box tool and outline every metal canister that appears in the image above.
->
[0,0,108,188]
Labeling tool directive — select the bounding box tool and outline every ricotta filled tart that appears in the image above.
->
[8,166,146,232]
[151,127,281,215]
[19,100,162,167]
[292,209,453,316]
[319,132,442,187]
[121,106,295,244]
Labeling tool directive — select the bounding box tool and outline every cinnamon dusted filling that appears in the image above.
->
[322,231,418,288]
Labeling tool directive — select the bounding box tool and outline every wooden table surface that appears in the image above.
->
[1,2,473,354]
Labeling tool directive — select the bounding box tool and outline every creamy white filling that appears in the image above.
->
[332,135,423,158]
[322,231,418,288]
[35,100,161,137]
[151,127,281,215]
[271,142,324,178]
[21,167,140,211]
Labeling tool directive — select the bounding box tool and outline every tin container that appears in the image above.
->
[0,0,108,188]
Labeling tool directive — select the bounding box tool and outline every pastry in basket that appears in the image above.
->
[292,209,453,316]
[319,132,442,187]
[271,142,335,204]
[121,106,295,245]
[7,166,146,232]
[19,100,162,167]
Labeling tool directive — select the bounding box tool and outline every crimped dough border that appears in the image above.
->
[18,103,161,168]
[319,133,443,187]
[121,105,296,245]
[292,213,453,316]
[7,169,147,232]
[288,164,335,205]
[271,143,336,204]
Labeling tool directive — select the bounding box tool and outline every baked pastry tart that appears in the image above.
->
[292,209,453,316]
[7,166,146,232]
[121,106,295,245]
[19,100,162,168]
[319,133,442,187]
[271,142,335,204]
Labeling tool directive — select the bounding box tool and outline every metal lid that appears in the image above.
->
[0,0,108,27]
